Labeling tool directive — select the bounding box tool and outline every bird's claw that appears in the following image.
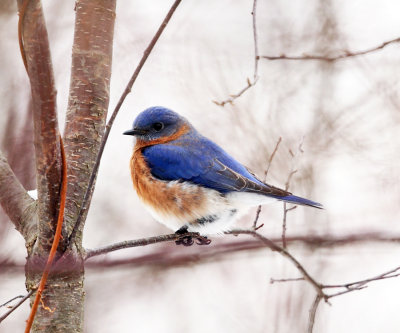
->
[175,235,195,247]
[195,235,211,245]
[174,228,212,246]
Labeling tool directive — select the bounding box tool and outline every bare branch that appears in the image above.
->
[307,294,322,333]
[281,139,303,247]
[68,0,183,248]
[0,290,34,324]
[213,78,258,107]
[0,150,37,240]
[227,229,327,299]
[214,0,260,106]
[81,230,400,263]
[324,265,400,299]
[270,277,304,284]
[252,137,282,229]
[1,295,24,308]
[261,37,400,62]
[17,0,62,250]
[85,232,199,260]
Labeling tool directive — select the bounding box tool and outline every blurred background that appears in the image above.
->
[1,0,400,332]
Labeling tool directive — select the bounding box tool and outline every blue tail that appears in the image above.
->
[280,195,323,209]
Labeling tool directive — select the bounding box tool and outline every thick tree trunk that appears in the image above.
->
[12,0,116,331]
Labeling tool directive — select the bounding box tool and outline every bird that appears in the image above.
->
[123,106,323,245]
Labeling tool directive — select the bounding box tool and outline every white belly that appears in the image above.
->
[141,186,278,235]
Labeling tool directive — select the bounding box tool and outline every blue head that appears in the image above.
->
[123,106,190,142]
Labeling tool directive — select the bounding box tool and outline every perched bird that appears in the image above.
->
[124,106,322,245]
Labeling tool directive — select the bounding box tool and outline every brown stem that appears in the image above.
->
[214,0,260,107]
[85,232,201,260]
[307,295,322,333]
[0,291,34,324]
[261,37,400,62]
[17,0,62,252]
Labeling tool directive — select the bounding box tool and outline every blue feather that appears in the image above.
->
[142,132,266,193]
[279,195,323,209]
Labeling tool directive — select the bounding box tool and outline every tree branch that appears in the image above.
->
[85,232,200,260]
[213,0,259,106]
[63,0,117,248]
[82,231,400,262]
[68,0,183,247]
[260,37,400,62]
[0,150,37,241]
[17,0,62,251]
[252,137,282,229]
[0,290,34,324]
[307,294,322,333]
[227,229,327,299]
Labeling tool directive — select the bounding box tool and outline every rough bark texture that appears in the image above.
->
[2,0,115,331]
[15,0,116,332]
[63,0,116,248]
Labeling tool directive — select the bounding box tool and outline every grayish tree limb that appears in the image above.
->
[0,149,37,242]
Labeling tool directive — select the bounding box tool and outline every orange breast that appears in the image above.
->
[130,149,206,220]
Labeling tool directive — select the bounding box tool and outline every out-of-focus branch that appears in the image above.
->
[17,0,62,251]
[0,150,37,240]
[214,0,259,106]
[260,37,400,62]
[83,231,400,262]
[67,0,183,248]
[2,231,397,271]
[281,139,304,248]
[252,137,282,229]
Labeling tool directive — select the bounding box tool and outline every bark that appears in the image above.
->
[14,0,115,331]
[17,0,62,252]
[63,0,116,247]
[0,150,37,243]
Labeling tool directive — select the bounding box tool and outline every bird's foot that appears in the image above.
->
[195,235,211,245]
[175,227,212,246]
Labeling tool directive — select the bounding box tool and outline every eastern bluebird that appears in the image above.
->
[124,106,322,245]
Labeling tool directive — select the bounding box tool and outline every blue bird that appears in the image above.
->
[124,106,322,245]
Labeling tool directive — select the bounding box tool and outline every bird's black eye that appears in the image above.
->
[152,122,164,132]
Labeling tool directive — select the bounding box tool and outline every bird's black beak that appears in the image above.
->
[123,128,148,136]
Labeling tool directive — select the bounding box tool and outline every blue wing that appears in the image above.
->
[142,135,322,208]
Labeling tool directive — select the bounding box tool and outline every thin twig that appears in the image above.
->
[226,229,327,300]
[281,139,303,248]
[214,0,259,106]
[68,0,183,247]
[2,232,397,270]
[0,290,33,323]
[252,0,259,81]
[269,265,400,300]
[252,137,282,229]
[0,295,24,308]
[270,277,304,284]
[325,265,400,299]
[261,37,400,62]
[307,294,322,333]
